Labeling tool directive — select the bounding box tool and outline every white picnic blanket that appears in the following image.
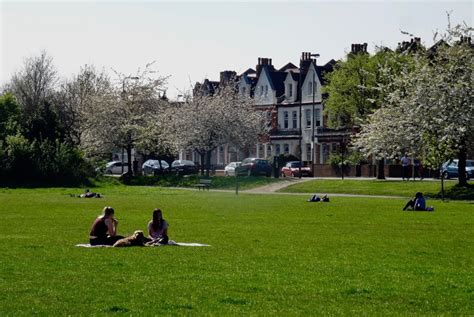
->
[76,240,210,248]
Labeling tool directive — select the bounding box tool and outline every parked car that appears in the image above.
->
[441,159,473,179]
[237,158,272,177]
[171,160,198,175]
[281,161,313,177]
[224,162,241,176]
[104,161,129,175]
[142,159,170,176]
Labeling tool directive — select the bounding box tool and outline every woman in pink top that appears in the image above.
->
[148,208,169,244]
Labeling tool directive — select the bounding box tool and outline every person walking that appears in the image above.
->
[401,154,410,181]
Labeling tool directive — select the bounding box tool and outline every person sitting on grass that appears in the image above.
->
[147,208,169,245]
[89,206,124,245]
[80,189,101,198]
[403,192,434,211]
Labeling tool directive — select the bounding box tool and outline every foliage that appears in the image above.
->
[354,20,473,186]
[0,187,472,315]
[328,150,364,167]
[323,49,411,128]
[0,93,22,140]
[167,84,267,174]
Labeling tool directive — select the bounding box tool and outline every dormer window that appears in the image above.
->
[260,86,264,96]
[264,85,269,96]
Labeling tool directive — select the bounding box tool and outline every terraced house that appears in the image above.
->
[188,49,363,173]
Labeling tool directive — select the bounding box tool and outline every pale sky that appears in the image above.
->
[1,0,472,99]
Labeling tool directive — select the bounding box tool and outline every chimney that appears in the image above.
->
[220,70,236,85]
[256,57,274,76]
[351,43,368,55]
[300,52,312,74]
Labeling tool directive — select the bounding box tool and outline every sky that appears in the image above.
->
[1,0,472,99]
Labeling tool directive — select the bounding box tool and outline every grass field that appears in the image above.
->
[0,186,473,315]
[107,174,282,190]
[279,179,474,199]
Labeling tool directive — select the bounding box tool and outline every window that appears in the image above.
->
[260,86,264,96]
[241,86,246,95]
[283,111,289,129]
[284,144,290,154]
[267,144,272,157]
[265,85,269,96]
[275,144,281,155]
[258,144,264,158]
[306,143,312,161]
[322,143,330,163]
[288,83,293,97]
[308,81,316,95]
[315,109,321,126]
[292,111,297,129]
[305,109,311,128]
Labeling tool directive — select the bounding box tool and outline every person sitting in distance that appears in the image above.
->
[89,206,124,245]
[80,189,101,198]
[403,192,434,211]
[147,208,169,245]
[308,194,330,202]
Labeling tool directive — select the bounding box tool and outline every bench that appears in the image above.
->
[195,179,212,191]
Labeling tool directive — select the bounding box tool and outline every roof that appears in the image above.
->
[278,62,299,72]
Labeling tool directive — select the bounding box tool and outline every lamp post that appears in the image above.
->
[310,53,320,175]
[298,57,303,179]
[121,76,139,175]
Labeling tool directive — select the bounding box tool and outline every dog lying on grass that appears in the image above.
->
[113,230,147,247]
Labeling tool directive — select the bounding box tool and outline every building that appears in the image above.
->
[187,49,363,172]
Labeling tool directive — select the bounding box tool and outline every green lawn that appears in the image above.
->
[279,179,474,198]
[112,174,282,190]
[0,186,473,315]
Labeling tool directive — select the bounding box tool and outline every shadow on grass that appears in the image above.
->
[428,183,474,200]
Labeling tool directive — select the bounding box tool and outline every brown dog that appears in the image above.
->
[113,230,146,247]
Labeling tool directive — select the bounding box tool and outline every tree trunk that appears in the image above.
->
[458,148,468,186]
[126,144,132,175]
[200,152,205,176]
[376,159,385,179]
[205,150,212,178]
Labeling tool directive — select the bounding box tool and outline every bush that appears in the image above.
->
[0,136,93,186]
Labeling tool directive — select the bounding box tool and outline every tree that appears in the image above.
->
[80,63,168,174]
[323,47,413,179]
[168,84,266,176]
[354,20,473,187]
[0,93,22,141]
[9,51,57,118]
[55,65,112,146]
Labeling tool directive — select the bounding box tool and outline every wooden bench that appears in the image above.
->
[195,179,212,191]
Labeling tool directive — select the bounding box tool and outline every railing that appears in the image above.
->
[316,127,353,136]
[270,127,353,137]
[270,129,300,136]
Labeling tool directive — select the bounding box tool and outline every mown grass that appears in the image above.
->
[98,174,281,190]
[279,179,474,199]
[0,186,473,315]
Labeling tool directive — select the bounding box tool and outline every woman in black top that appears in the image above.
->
[89,206,124,245]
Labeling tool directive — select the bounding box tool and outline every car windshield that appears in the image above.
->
[466,161,474,167]
[290,162,302,168]
[256,159,268,165]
